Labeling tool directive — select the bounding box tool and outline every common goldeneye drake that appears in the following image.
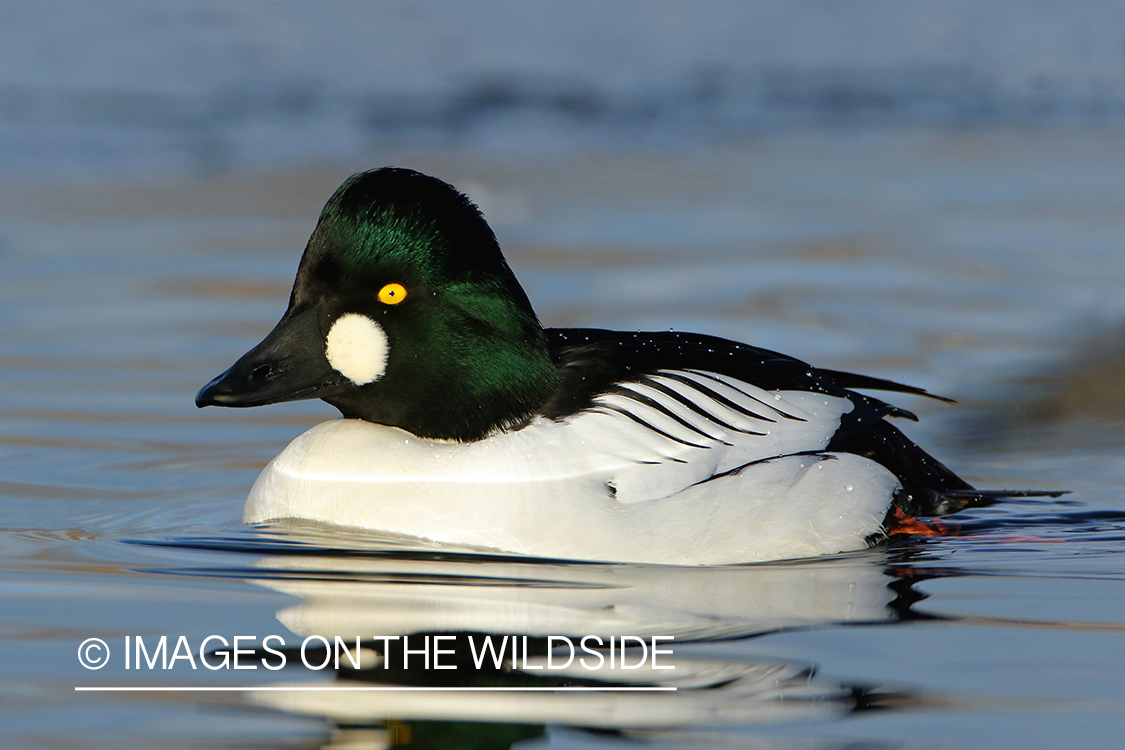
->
[197,167,1038,565]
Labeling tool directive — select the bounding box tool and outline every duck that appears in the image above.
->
[196,167,1042,566]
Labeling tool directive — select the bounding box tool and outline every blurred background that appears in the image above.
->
[3,4,1125,749]
[3,1,1125,176]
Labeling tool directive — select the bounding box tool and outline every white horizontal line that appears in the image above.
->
[75,686,677,692]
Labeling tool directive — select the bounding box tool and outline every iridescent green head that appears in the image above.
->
[198,168,558,441]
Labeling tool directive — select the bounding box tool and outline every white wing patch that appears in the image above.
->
[563,368,856,504]
[325,313,389,386]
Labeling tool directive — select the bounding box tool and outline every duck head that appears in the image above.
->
[196,168,558,441]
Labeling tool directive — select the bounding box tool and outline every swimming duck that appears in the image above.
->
[197,167,1030,565]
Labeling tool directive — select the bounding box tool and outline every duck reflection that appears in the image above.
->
[199,530,913,749]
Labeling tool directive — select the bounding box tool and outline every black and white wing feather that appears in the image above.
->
[541,328,975,509]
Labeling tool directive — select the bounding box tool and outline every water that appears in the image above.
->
[1,130,1124,749]
[6,2,1125,178]
[6,8,1125,747]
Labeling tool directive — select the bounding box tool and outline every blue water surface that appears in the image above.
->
[2,4,1125,747]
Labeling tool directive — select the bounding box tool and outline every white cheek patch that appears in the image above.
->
[325,313,389,386]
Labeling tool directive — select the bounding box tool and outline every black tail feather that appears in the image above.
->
[828,419,1068,517]
[893,487,1068,517]
[937,489,1069,500]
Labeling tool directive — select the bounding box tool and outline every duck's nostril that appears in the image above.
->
[250,364,272,381]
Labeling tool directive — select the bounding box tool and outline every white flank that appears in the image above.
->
[244,374,900,564]
[325,314,389,386]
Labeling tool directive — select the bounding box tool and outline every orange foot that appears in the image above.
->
[886,506,953,537]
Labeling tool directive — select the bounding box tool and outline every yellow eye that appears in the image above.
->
[377,283,407,305]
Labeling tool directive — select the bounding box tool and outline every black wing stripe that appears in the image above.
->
[655,371,792,423]
[691,451,837,487]
[600,404,713,449]
[587,407,695,461]
[816,368,955,403]
[681,369,807,422]
[608,385,735,445]
[636,377,770,436]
